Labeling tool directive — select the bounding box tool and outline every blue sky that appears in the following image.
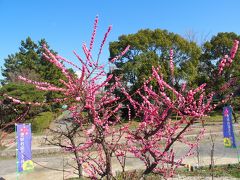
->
[1,0,240,80]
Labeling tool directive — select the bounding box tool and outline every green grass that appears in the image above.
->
[67,171,162,180]
[66,164,240,179]
[177,163,240,178]
[115,170,161,180]
[205,110,240,123]
[31,111,56,133]
[0,145,6,151]
[205,114,223,122]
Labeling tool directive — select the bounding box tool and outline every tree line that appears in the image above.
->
[0,30,239,130]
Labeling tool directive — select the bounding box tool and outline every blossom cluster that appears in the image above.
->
[122,65,216,176]
[218,40,239,75]
[169,49,174,84]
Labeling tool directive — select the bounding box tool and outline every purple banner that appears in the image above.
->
[223,106,236,148]
[16,124,34,172]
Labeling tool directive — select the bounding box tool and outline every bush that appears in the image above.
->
[31,111,55,133]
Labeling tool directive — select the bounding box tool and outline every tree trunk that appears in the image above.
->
[102,141,113,180]
[106,152,112,180]
[210,132,215,180]
[70,138,83,177]
[232,110,238,123]
[74,150,83,178]
[143,163,157,175]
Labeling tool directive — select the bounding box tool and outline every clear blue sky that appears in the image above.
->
[1,0,240,80]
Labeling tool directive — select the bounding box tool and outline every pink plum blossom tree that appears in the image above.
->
[5,16,239,179]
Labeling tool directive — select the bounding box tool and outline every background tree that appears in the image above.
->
[109,29,201,92]
[1,37,65,102]
[0,83,45,122]
[198,32,240,114]
[1,37,64,86]
[0,91,30,147]
[0,37,66,132]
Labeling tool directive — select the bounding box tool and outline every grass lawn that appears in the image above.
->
[177,163,240,178]
[205,110,240,123]
[67,164,240,179]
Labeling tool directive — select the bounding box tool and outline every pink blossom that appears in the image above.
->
[97,25,112,61]
[169,48,174,83]
[76,97,81,101]
[218,40,239,75]
[110,45,130,63]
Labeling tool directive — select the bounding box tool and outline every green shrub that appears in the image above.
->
[31,111,55,133]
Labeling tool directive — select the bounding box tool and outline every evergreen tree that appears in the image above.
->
[198,32,240,109]
[109,29,201,93]
[0,37,65,128]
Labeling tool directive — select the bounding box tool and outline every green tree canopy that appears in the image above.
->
[198,32,240,108]
[198,32,239,82]
[0,37,65,128]
[2,37,64,86]
[1,37,66,102]
[0,83,46,125]
[109,29,201,92]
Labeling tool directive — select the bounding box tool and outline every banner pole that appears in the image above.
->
[229,105,240,163]
[232,121,240,163]
[15,124,19,180]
